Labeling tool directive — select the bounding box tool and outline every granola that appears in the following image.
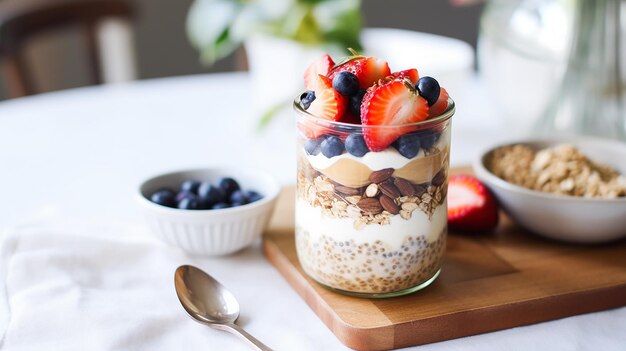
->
[489,144,626,198]
[297,156,446,228]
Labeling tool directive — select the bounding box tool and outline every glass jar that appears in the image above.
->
[294,97,455,298]
[479,0,626,140]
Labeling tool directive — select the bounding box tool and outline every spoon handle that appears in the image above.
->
[224,323,274,351]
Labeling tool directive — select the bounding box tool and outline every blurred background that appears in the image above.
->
[0,0,483,100]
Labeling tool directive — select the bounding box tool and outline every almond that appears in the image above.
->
[357,197,383,215]
[369,168,394,184]
[379,180,401,199]
[432,169,446,186]
[335,185,360,196]
[394,177,416,196]
[414,184,428,197]
[379,195,399,214]
[365,183,379,197]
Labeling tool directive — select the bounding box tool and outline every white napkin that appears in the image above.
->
[0,220,324,351]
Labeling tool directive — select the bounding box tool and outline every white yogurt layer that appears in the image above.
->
[305,131,450,171]
[295,200,447,249]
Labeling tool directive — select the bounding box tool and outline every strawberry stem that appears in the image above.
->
[347,48,359,56]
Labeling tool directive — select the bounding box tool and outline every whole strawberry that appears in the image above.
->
[447,175,499,232]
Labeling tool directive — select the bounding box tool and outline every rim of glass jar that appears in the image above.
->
[293,95,455,132]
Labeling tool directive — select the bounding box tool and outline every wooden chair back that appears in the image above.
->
[0,0,135,98]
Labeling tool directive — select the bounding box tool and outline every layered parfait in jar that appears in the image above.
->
[295,51,454,298]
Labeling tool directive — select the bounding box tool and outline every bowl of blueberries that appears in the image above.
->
[137,168,280,256]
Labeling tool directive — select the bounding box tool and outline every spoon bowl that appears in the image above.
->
[174,265,273,351]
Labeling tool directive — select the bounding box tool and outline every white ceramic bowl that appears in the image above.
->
[473,137,626,243]
[137,168,280,256]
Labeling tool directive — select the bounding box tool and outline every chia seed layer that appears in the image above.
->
[296,227,446,294]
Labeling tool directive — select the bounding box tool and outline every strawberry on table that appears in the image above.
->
[390,69,419,85]
[304,54,335,90]
[300,74,347,139]
[447,175,499,232]
[328,55,391,89]
[360,78,429,151]
[429,87,449,117]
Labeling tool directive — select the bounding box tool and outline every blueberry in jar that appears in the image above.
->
[300,91,316,110]
[349,89,367,117]
[418,131,440,149]
[332,71,360,97]
[304,137,324,155]
[320,135,345,158]
[394,134,421,159]
[416,76,441,106]
[345,133,369,157]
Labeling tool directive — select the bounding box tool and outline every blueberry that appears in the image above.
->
[218,177,240,197]
[300,91,316,110]
[230,201,246,207]
[247,190,263,203]
[320,135,345,158]
[345,133,369,157]
[229,190,249,205]
[332,71,360,97]
[176,190,195,202]
[394,134,421,158]
[416,77,440,106]
[197,182,225,206]
[418,131,440,149]
[150,189,176,207]
[349,89,367,117]
[180,180,201,194]
[304,137,324,155]
[211,202,230,210]
[177,196,200,210]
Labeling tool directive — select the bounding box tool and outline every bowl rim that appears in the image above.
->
[136,167,281,216]
[473,136,626,204]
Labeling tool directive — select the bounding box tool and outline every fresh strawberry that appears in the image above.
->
[299,74,347,139]
[328,56,391,89]
[389,69,419,85]
[428,87,449,117]
[304,54,335,90]
[447,175,499,232]
[360,79,429,151]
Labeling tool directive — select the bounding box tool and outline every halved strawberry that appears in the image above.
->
[304,54,335,90]
[360,79,429,151]
[389,69,419,85]
[428,87,449,117]
[328,56,391,89]
[447,175,499,232]
[299,74,347,139]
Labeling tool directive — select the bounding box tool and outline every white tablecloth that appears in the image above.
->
[0,73,624,350]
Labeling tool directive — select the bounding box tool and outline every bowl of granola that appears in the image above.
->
[474,137,626,243]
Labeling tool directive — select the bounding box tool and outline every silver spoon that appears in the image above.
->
[174,265,273,351]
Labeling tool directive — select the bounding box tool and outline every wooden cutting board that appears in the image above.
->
[262,168,626,351]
